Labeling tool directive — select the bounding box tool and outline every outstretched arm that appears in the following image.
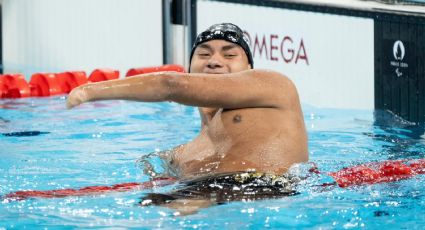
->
[67,69,300,110]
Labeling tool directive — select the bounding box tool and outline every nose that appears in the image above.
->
[206,54,224,69]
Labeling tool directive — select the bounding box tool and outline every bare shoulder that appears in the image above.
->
[240,69,297,92]
[248,69,294,85]
[246,69,300,107]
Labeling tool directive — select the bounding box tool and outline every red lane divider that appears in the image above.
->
[29,73,63,97]
[126,64,185,77]
[0,74,31,98]
[0,65,183,99]
[3,177,177,201]
[328,158,425,187]
[0,77,6,97]
[88,69,119,82]
[3,159,425,201]
[57,71,88,94]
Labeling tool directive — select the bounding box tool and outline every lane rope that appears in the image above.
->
[3,159,425,201]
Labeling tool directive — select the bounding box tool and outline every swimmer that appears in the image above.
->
[67,23,308,214]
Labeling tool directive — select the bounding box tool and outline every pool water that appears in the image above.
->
[1,97,424,229]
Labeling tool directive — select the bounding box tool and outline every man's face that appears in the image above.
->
[190,40,251,74]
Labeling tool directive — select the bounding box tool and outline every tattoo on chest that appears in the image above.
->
[233,114,242,123]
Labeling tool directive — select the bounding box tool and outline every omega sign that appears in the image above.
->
[243,31,309,65]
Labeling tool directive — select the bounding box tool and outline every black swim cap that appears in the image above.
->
[189,23,254,71]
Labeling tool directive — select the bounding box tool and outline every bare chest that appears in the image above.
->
[205,108,277,143]
[177,108,280,165]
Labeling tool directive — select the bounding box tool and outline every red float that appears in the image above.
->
[88,69,119,82]
[56,71,88,93]
[29,73,63,97]
[328,159,425,187]
[0,74,31,98]
[126,64,185,77]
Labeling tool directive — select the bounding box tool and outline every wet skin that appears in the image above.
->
[170,40,308,178]
[67,39,308,214]
[66,40,308,179]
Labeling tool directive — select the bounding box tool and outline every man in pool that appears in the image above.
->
[67,23,308,214]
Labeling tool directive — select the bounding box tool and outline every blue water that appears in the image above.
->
[1,97,425,229]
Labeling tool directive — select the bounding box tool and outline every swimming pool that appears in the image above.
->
[1,97,424,228]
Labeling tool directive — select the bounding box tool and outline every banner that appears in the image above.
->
[196,0,375,109]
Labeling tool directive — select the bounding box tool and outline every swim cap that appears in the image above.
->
[189,23,254,71]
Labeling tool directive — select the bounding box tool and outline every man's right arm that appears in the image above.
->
[67,69,300,111]
[67,72,175,109]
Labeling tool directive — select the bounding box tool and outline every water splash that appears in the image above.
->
[135,149,180,180]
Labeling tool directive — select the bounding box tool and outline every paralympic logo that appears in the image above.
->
[390,40,408,77]
[393,40,405,61]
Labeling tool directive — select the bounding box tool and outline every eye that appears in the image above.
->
[197,52,211,57]
[224,54,237,58]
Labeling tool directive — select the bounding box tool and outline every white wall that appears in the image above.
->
[197,1,375,109]
[2,0,163,79]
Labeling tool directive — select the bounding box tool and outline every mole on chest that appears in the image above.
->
[233,114,242,123]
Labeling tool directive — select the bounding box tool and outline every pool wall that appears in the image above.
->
[1,0,164,79]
